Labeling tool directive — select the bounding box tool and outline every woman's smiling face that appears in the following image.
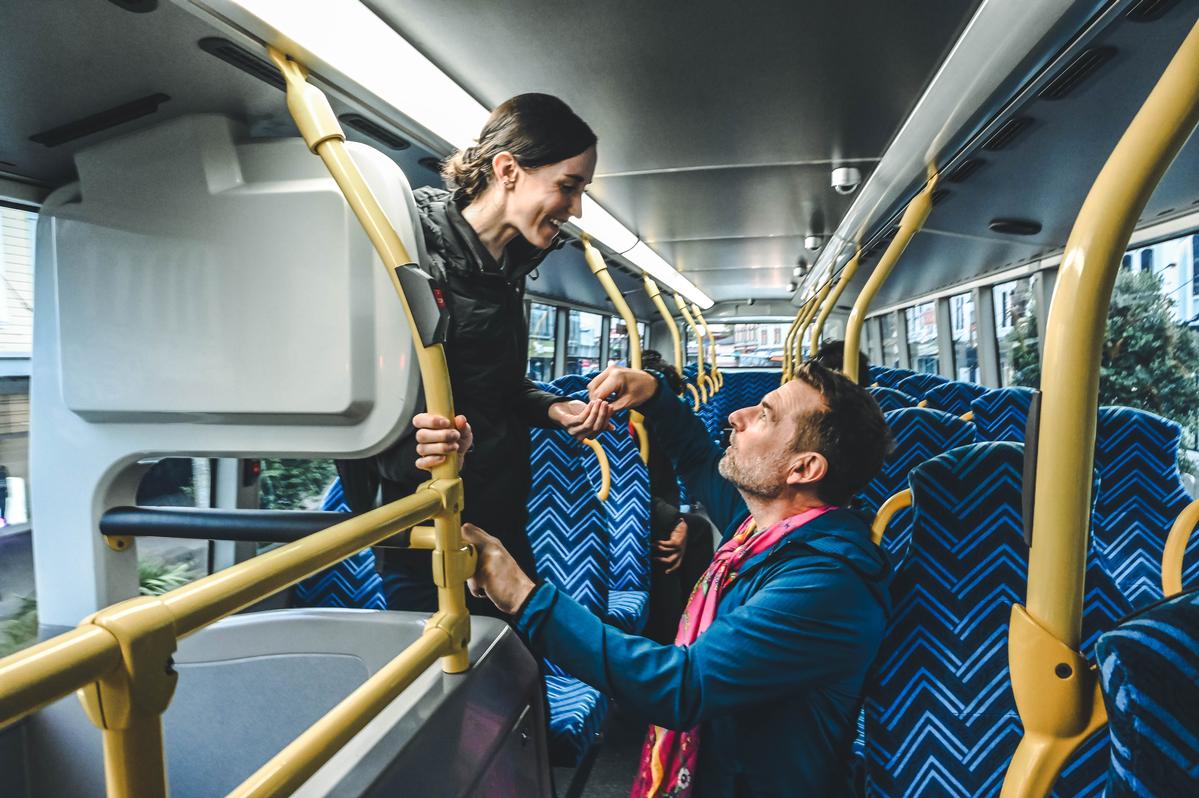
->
[505,145,597,249]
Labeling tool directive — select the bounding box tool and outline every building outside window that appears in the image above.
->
[724,323,790,367]
[993,276,1038,386]
[879,314,900,367]
[904,302,939,373]
[566,309,603,375]
[527,302,557,380]
[950,292,979,382]
[608,317,630,366]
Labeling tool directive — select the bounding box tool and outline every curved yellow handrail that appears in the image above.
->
[582,438,611,502]
[1163,497,1199,597]
[843,166,938,385]
[581,236,650,464]
[800,276,835,363]
[916,399,929,408]
[643,276,684,393]
[960,410,975,422]
[810,249,861,361]
[871,489,911,547]
[684,382,702,412]
[692,304,722,393]
[674,293,708,402]
[1003,18,1199,798]
[781,307,804,383]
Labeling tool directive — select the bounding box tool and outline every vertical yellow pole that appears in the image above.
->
[582,237,650,463]
[782,298,813,383]
[810,250,861,361]
[1002,19,1199,798]
[692,305,722,392]
[674,294,709,401]
[843,168,938,384]
[799,275,835,363]
[268,50,470,674]
[643,276,684,389]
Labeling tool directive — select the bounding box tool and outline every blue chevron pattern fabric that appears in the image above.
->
[857,408,973,566]
[703,370,780,442]
[1096,587,1199,797]
[895,372,950,400]
[608,590,650,631]
[867,386,917,414]
[868,365,893,385]
[292,479,387,610]
[864,442,1130,797]
[545,674,609,765]
[971,387,1035,443]
[552,373,596,395]
[923,381,988,418]
[1092,407,1199,608]
[871,367,919,389]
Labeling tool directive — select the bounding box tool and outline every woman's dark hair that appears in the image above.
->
[813,339,871,387]
[442,93,596,202]
[642,349,684,395]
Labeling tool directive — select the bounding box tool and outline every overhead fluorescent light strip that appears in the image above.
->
[189,0,712,308]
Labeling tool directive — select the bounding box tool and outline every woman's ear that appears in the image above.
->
[786,451,828,488]
[491,151,519,189]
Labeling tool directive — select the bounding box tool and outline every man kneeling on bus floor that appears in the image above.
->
[413,361,892,798]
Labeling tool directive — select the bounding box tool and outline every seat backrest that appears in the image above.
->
[871,367,919,389]
[857,408,973,565]
[1092,406,1199,608]
[923,381,988,417]
[894,372,950,400]
[291,479,387,610]
[551,373,594,395]
[1096,587,1199,797]
[526,428,609,614]
[971,386,1036,442]
[864,442,1130,797]
[866,386,917,414]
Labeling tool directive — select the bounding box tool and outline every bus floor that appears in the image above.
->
[555,703,645,798]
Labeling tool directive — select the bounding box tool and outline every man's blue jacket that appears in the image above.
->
[514,377,892,797]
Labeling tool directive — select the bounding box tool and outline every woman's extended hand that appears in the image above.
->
[547,398,615,440]
[413,413,473,471]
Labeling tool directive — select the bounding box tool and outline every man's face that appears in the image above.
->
[718,380,825,497]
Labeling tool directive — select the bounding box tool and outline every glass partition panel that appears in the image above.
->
[950,292,979,382]
[904,302,939,373]
[566,309,603,375]
[527,302,557,381]
[993,276,1039,387]
[880,314,900,368]
[608,317,629,366]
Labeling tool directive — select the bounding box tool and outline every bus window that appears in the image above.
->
[950,292,979,383]
[880,314,901,368]
[566,308,602,375]
[608,316,629,366]
[528,302,557,380]
[904,302,939,374]
[993,276,1039,387]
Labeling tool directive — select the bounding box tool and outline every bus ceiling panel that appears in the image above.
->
[807,0,1119,299]
[684,267,798,304]
[526,245,655,318]
[647,236,814,277]
[587,163,861,250]
[364,0,980,173]
[0,0,444,191]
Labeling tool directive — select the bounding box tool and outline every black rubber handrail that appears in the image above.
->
[100,506,358,544]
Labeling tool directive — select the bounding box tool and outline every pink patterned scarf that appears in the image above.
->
[629,505,834,797]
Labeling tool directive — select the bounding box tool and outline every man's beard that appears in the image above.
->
[718,449,784,499]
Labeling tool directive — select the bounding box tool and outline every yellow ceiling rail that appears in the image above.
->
[870,489,911,547]
[843,167,938,385]
[582,437,612,502]
[798,275,835,366]
[674,293,709,402]
[1002,18,1199,798]
[810,248,862,361]
[643,275,684,391]
[1162,498,1199,597]
[692,304,722,392]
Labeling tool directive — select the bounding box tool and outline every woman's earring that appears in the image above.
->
[504,179,515,190]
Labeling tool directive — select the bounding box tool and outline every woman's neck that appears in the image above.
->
[461,188,519,261]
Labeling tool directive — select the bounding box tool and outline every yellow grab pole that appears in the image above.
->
[1162,498,1199,597]
[644,276,684,388]
[799,275,835,364]
[582,237,650,463]
[781,303,806,383]
[788,294,822,379]
[268,49,471,674]
[843,168,938,384]
[674,293,709,401]
[810,249,861,361]
[871,489,911,547]
[582,438,612,501]
[692,305,722,392]
[1002,19,1199,798]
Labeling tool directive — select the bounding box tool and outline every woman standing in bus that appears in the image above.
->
[338,93,612,614]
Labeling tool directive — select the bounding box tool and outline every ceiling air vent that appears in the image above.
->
[946,158,985,183]
[1125,0,1181,22]
[106,0,157,11]
[30,94,170,147]
[198,38,285,91]
[339,114,410,150]
[1038,47,1117,100]
[989,218,1042,236]
[931,188,951,205]
[982,117,1034,151]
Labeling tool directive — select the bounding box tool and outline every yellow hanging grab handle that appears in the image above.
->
[871,489,911,547]
[582,438,611,502]
[643,276,685,394]
[692,304,722,393]
[1162,497,1199,597]
[674,293,708,402]
[810,248,862,362]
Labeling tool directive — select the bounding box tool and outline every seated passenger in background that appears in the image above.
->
[415,361,892,797]
[813,339,871,386]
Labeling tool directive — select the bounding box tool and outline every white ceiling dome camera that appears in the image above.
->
[831,166,862,195]
[804,234,823,251]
